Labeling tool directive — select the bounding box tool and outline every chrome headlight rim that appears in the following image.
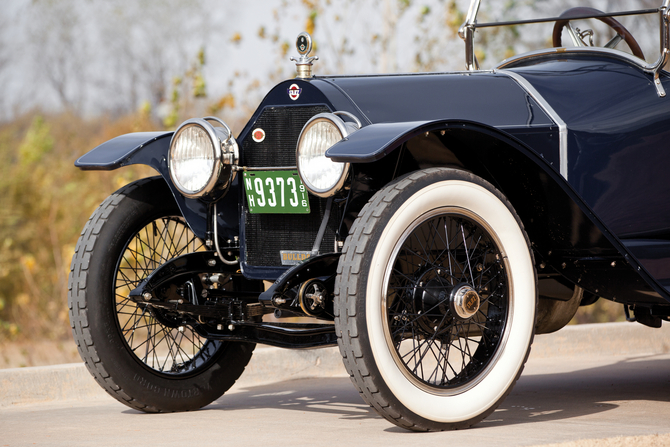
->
[296,112,354,198]
[168,117,238,200]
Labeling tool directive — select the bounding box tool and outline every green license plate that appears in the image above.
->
[243,170,310,214]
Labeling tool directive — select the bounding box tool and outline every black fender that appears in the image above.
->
[329,119,670,307]
[75,132,239,241]
[75,131,172,171]
[326,121,430,162]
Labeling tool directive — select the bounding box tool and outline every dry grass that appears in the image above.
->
[0,336,81,368]
[0,111,156,341]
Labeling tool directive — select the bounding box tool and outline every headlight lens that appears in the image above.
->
[169,117,238,199]
[296,113,352,197]
[170,124,216,195]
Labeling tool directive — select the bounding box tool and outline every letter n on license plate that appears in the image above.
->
[243,170,310,214]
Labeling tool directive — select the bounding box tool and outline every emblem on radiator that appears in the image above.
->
[251,128,265,143]
[280,250,311,265]
[288,84,302,101]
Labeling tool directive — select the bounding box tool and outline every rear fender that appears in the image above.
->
[330,120,670,306]
[75,132,239,241]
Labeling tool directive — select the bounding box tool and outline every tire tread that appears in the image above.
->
[68,178,254,412]
[69,179,153,411]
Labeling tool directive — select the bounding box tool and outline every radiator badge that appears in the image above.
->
[252,128,265,143]
[288,84,302,101]
[280,250,311,265]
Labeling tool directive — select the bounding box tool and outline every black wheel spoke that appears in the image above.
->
[113,216,215,375]
[386,212,509,389]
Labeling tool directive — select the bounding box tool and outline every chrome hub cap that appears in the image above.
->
[451,284,481,320]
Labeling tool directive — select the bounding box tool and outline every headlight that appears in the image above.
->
[296,112,358,197]
[169,117,238,199]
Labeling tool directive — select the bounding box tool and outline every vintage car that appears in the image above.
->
[68,0,670,431]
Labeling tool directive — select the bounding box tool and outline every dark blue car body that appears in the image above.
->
[77,53,670,311]
[70,1,670,431]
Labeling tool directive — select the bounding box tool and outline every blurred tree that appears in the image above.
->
[293,0,542,75]
[27,0,90,114]
[19,0,211,118]
[3,0,665,120]
[0,10,11,119]
[161,47,209,128]
[88,0,212,116]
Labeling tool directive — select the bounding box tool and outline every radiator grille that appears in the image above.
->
[242,106,330,167]
[242,105,339,267]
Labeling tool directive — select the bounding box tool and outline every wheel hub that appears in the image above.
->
[412,272,481,331]
[450,284,481,320]
[415,277,448,317]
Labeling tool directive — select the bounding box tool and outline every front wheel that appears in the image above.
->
[68,177,254,412]
[335,168,536,431]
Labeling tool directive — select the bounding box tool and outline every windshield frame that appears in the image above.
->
[458,0,670,96]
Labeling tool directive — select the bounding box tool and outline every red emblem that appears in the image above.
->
[252,128,265,143]
[288,83,302,101]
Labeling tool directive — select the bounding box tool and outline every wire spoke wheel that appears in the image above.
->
[69,178,255,412]
[114,216,218,375]
[384,209,508,393]
[335,168,535,431]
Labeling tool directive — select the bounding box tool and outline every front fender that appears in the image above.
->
[75,131,239,241]
[330,119,670,306]
[75,131,172,170]
[326,118,559,167]
[326,121,430,163]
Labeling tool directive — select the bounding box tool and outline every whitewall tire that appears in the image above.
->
[334,168,536,431]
